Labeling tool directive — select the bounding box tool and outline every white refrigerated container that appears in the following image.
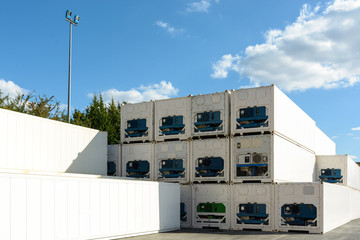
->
[191,91,230,137]
[191,138,230,183]
[121,143,155,180]
[231,183,274,231]
[231,85,322,153]
[275,182,360,234]
[231,134,316,183]
[316,155,360,190]
[121,101,154,143]
[0,108,107,175]
[107,144,121,176]
[192,184,231,229]
[180,184,192,228]
[155,141,190,184]
[0,171,180,240]
[154,96,191,141]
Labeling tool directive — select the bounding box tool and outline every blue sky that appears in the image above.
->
[0,0,359,160]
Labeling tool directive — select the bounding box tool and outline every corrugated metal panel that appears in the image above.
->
[0,172,180,240]
[180,184,192,228]
[0,108,107,175]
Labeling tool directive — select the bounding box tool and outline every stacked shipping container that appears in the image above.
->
[119,84,360,233]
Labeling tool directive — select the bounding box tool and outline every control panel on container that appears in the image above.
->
[236,152,269,177]
[159,115,185,135]
[194,111,223,132]
[195,157,224,178]
[126,160,150,178]
[125,119,148,138]
[237,203,269,225]
[236,106,268,129]
[159,159,185,178]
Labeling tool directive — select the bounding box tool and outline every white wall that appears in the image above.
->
[0,172,180,240]
[0,108,107,175]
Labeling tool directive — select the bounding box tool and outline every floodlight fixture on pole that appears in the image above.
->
[65,10,80,123]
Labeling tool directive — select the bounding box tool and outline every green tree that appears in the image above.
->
[106,98,121,144]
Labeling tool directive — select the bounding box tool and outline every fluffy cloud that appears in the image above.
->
[0,79,29,98]
[96,81,179,104]
[211,0,360,91]
[352,127,360,131]
[186,0,211,13]
[156,21,184,37]
[350,155,358,160]
[211,54,241,78]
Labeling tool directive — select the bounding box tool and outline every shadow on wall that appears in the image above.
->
[159,182,181,231]
[65,132,107,176]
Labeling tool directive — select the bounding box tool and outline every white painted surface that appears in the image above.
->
[192,184,231,229]
[191,138,230,183]
[180,184,192,228]
[121,143,155,180]
[230,85,334,154]
[121,101,153,143]
[0,172,180,240]
[191,91,230,137]
[154,97,191,141]
[275,182,360,234]
[155,141,190,183]
[316,155,360,190]
[230,134,316,183]
[108,144,121,176]
[231,183,274,231]
[275,183,323,233]
[0,108,107,175]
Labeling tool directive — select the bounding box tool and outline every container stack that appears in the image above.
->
[119,84,360,234]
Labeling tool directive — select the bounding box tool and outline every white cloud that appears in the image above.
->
[211,54,241,78]
[186,0,211,13]
[211,0,360,91]
[0,79,29,98]
[352,127,360,131]
[354,137,360,140]
[156,21,184,37]
[96,81,179,104]
[349,155,358,160]
[331,136,339,139]
[347,133,355,136]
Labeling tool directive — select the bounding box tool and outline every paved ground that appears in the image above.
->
[121,218,360,240]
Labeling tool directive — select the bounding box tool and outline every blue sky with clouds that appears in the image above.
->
[0,0,359,160]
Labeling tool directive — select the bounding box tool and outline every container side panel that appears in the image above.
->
[273,134,315,182]
[346,156,360,191]
[323,183,351,233]
[159,183,180,230]
[11,178,27,240]
[0,177,11,240]
[314,127,336,155]
[26,178,42,240]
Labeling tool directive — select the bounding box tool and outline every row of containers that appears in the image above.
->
[180,182,360,233]
[121,85,333,157]
[110,134,347,184]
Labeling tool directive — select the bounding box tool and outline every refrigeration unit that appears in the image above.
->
[191,91,230,137]
[155,141,190,184]
[121,143,154,180]
[191,138,229,183]
[107,144,121,176]
[231,134,315,183]
[154,96,191,141]
[231,184,274,231]
[121,101,153,143]
[192,184,231,229]
[316,155,360,190]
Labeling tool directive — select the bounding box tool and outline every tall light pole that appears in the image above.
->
[65,10,80,123]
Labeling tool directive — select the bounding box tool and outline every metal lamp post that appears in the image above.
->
[65,10,80,123]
